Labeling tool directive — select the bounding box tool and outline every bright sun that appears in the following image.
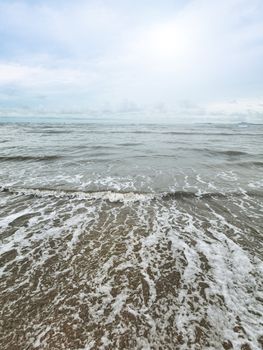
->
[139,21,193,65]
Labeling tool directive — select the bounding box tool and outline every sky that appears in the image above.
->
[0,0,263,121]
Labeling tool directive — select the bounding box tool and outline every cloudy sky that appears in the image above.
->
[0,0,263,121]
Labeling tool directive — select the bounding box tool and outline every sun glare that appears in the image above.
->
[140,21,193,64]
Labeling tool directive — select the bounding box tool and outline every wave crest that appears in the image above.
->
[1,186,262,202]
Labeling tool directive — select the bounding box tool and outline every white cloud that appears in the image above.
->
[0,63,97,88]
[0,0,262,119]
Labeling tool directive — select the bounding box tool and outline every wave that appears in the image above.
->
[0,155,61,162]
[0,186,151,202]
[163,132,263,136]
[164,147,250,157]
[88,145,115,150]
[112,131,263,137]
[57,129,263,136]
[208,150,249,156]
[29,130,73,134]
[42,130,73,134]
[235,161,263,167]
[118,142,143,146]
[1,186,262,202]
[173,147,251,156]
[161,191,262,199]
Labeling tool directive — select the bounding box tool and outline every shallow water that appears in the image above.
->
[0,122,263,349]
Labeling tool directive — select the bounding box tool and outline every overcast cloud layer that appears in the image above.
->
[0,0,263,121]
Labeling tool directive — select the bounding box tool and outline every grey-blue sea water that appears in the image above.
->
[0,120,262,349]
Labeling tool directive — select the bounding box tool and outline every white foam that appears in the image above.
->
[0,184,262,349]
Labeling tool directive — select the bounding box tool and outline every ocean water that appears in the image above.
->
[0,121,262,350]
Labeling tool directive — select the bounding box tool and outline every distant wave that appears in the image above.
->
[165,147,250,156]
[88,145,115,150]
[162,131,262,136]
[42,130,73,134]
[175,146,252,155]
[0,155,61,162]
[1,186,262,202]
[235,161,263,167]
[58,129,263,136]
[29,129,73,134]
[117,142,143,146]
[207,150,249,156]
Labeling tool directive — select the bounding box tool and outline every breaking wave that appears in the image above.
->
[1,185,262,202]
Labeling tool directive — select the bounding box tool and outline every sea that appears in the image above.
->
[0,119,262,350]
